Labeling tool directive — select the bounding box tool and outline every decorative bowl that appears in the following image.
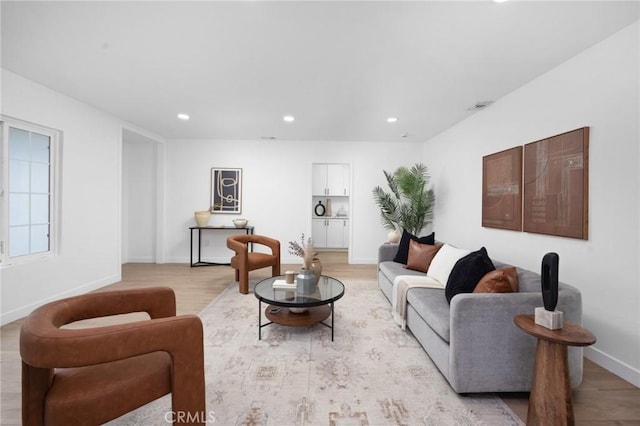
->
[233,218,248,228]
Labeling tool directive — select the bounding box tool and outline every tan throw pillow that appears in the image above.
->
[405,241,443,273]
[474,267,519,293]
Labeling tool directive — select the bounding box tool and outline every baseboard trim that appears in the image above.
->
[163,256,380,265]
[349,257,378,264]
[165,256,232,264]
[585,346,640,387]
[124,257,157,263]
[0,273,121,326]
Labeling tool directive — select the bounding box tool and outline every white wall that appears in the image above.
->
[122,131,159,263]
[422,22,640,385]
[1,70,123,324]
[161,139,423,265]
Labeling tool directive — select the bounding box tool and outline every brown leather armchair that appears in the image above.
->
[20,287,206,426]
[227,234,281,294]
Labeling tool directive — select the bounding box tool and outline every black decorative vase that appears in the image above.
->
[541,252,559,311]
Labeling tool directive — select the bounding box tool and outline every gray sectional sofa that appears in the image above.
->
[377,243,584,394]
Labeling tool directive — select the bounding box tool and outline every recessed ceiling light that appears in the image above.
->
[493,0,509,3]
[283,115,295,123]
[177,113,190,120]
[387,117,398,123]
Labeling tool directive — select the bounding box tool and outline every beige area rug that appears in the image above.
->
[110,279,524,425]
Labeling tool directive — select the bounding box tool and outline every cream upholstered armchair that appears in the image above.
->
[227,234,281,294]
[20,287,206,426]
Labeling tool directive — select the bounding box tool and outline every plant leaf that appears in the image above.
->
[372,163,435,235]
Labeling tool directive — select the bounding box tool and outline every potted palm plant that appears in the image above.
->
[372,163,435,241]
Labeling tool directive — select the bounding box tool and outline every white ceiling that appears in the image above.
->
[2,1,639,142]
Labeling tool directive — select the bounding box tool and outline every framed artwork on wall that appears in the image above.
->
[210,167,242,214]
[523,127,589,239]
[482,146,523,231]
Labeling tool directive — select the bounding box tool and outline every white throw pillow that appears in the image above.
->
[427,244,472,286]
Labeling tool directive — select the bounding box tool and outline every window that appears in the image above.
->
[1,117,59,265]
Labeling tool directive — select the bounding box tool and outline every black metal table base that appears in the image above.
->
[192,261,230,267]
[189,226,254,267]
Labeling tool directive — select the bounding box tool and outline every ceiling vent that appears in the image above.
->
[466,101,494,111]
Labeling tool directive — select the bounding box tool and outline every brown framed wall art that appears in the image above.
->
[482,146,523,231]
[523,127,589,239]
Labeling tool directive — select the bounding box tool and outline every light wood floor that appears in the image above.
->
[1,252,638,425]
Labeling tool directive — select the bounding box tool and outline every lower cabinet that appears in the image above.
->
[312,218,349,248]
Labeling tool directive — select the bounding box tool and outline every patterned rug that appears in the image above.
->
[110,279,523,425]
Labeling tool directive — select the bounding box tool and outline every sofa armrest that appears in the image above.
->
[447,292,543,392]
[378,244,398,264]
[448,288,583,392]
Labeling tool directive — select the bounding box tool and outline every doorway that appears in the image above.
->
[121,128,163,263]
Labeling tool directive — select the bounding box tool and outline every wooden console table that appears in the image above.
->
[189,226,254,267]
[514,314,596,426]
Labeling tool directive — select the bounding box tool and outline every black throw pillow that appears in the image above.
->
[393,229,436,264]
[445,247,495,303]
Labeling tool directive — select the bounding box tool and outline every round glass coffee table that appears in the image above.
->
[254,275,345,341]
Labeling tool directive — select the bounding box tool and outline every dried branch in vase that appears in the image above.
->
[288,233,318,270]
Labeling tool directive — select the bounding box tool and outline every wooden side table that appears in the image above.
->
[514,315,596,426]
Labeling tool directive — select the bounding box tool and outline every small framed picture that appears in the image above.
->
[210,168,242,214]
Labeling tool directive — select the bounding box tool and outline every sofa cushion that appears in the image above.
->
[379,261,427,284]
[405,241,442,272]
[393,230,435,264]
[427,244,471,286]
[445,247,495,303]
[406,287,452,343]
[474,267,519,293]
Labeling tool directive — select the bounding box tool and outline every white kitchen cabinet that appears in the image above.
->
[312,163,349,196]
[312,164,328,196]
[328,218,349,248]
[312,219,327,247]
[327,164,349,196]
[312,218,349,248]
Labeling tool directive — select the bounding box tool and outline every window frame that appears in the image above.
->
[0,116,61,267]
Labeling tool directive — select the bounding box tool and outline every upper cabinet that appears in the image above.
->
[312,163,350,196]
